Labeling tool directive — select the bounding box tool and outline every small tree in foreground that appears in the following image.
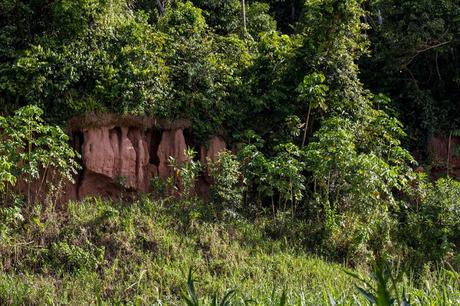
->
[0,105,80,205]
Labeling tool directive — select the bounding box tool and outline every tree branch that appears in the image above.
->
[402,40,452,68]
[156,0,165,16]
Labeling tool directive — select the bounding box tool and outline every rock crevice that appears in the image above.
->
[66,115,226,201]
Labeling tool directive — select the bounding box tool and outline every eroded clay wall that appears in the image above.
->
[65,115,226,201]
[427,135,460,179]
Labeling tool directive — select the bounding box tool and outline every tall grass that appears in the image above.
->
[0,197,459,305]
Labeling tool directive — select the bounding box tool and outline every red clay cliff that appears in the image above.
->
[34,114,227,202]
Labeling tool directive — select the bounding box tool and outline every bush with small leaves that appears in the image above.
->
[400,175,460,269]
[48,241,105,273]
[208,150,243,208]
[169,147,202,199]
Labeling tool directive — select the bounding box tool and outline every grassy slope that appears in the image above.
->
[0,197,459,305]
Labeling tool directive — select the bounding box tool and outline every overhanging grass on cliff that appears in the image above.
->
[0,197,459,305]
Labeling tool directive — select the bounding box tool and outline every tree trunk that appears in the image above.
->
[156,0,165,16]
[447,131,452,177]
[242,0,247,32]
[301,103,312,147]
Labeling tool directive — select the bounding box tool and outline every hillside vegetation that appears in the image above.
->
[1,0,460,304]
[1,197,460,305]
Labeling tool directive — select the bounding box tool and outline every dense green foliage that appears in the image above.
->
[1,0,458,138]
[400,175,460,269]
[1,0,460,303]
[362,0,460,150]
[0,105,79,204]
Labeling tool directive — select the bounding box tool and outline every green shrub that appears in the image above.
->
[238,142,306,216]
[0,105,80,204]
[0,195,24,234]
[169,147,202,199]
[324,209,397,267]
[400,175,460,269]
[150,176,170,199]
[48,241,104,274]
[208,150,243,208]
